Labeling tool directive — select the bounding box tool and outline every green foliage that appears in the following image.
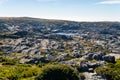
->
[95,59,120,80]
[90,45,111,53]
[0,51,3,55]
[79,73,85,80]
[40,52,48,56]
[64,54,74,60]
[37,63,46,68]
[22,66,40,78]
[36,64,79,80]
[0,57,18,65]
[0,64,41,80]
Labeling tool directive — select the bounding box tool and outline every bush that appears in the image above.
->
[2,62,16,65]
[95,59,120,80]
[1,57,18,65]
[79,73,85,80]
[36,64,79,80]
[37,63,46,68]
[0,64,40,80]
[22,66,40,78]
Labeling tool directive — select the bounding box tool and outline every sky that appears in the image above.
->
[0,0,120,21]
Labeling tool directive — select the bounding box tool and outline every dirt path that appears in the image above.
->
[83,72,106,80]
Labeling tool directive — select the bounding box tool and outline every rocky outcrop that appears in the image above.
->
[84,72,106,80]
[85,53,94,60]
[102,55,115,63]
[25,56,49,64]
[78,61,105,72]
[92,53,105,61]
[1,46,13,53]
[85,52,115,63]
[73,52,82,58]
[79,61,89,72]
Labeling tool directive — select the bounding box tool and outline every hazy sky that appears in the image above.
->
[0,0,120,21]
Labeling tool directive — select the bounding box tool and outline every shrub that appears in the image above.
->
[95,59,120,80]
[1,58,18,65]
[2,62,15,65]
[37,63,46,68]
[0,64,40,80]
[22,66,40,78]
[79,73,85,80]
[36,64,79,80]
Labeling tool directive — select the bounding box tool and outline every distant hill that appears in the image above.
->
[0,17,120,36]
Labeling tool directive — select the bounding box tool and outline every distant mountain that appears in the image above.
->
[0,17,120,37]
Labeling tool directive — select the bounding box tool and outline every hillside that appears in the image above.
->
[0,17,120,35]
[0,17,120,80]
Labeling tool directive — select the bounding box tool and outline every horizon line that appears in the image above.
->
[0,16,120,22]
